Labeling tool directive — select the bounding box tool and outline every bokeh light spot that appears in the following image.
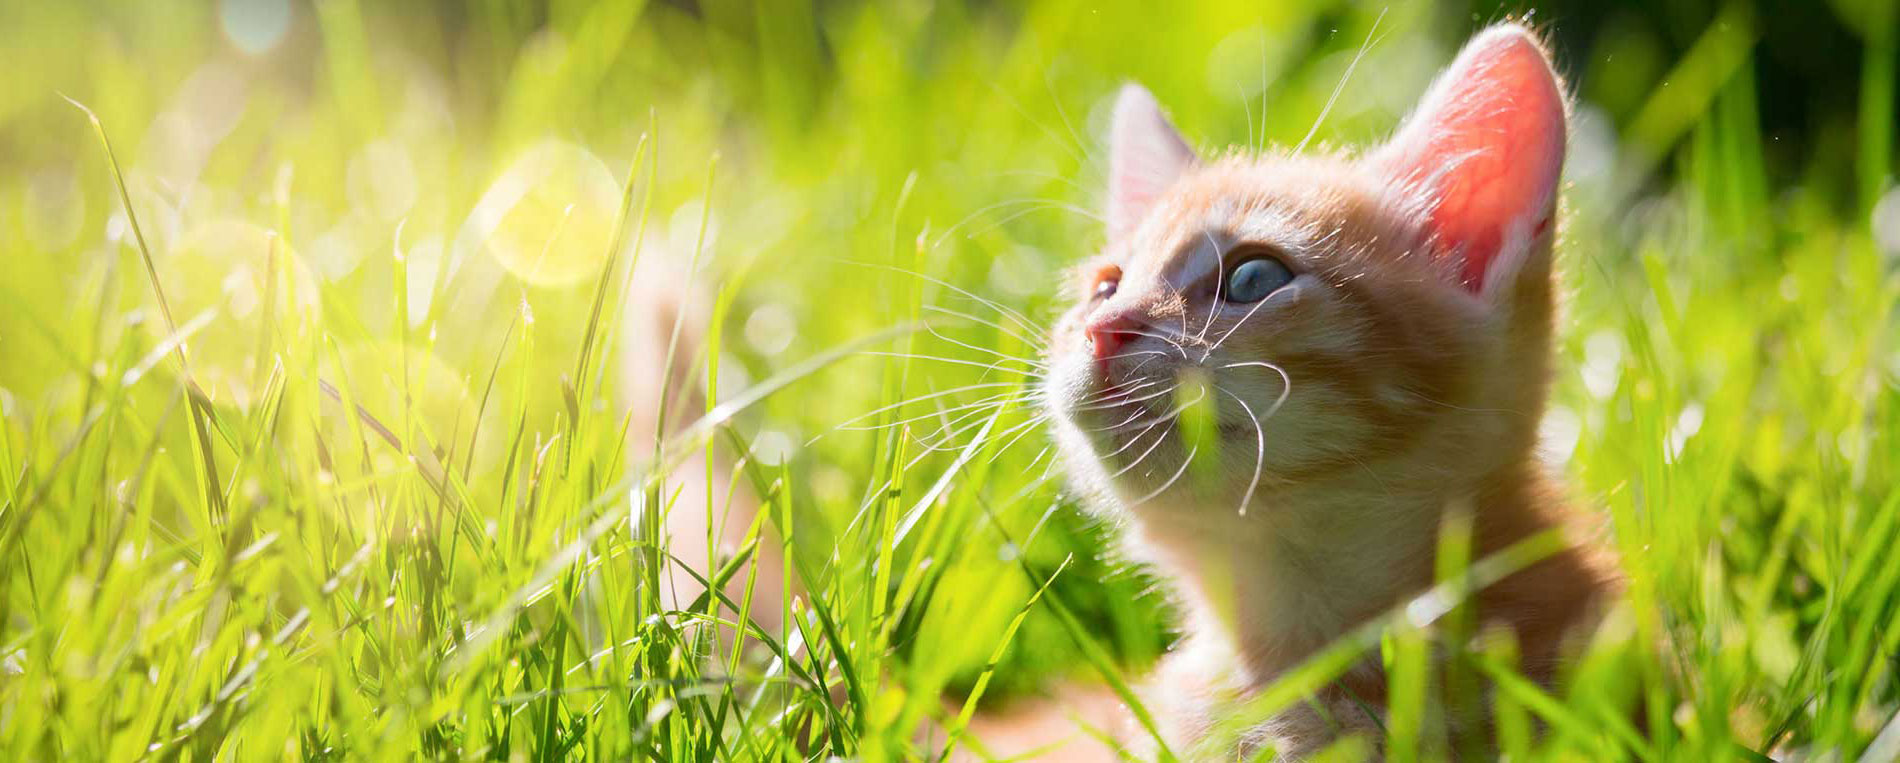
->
[1873,186,1900,260]
[220,0,291,56]
[744,302,797,356]
[473,140,620,287]
[348,140,419,221]
[165,219,320,408]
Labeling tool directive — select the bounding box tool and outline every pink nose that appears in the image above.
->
[1086,314,1141,362]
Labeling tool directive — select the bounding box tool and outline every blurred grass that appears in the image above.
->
[0,0,1896,759]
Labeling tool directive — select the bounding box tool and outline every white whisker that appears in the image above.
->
[829,381,1031,432]
[1220,386,1268,517]
[838,261,1048,341]
[923,304,1047,351]
[923,320,1049,370]
[1196,228,1228,345]
[1294,8,1387,155]
[1129,444,1198,507]
[860,351,1047,378]
[984,413,1054,464]
[842,390,1033,432]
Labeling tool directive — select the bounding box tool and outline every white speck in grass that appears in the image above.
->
[1779,273,1801,302]
[751,430,795,466]
[221,0,291,56]
[1873,186,1900,259]
[997,542,1020,562]
[1665,402,1704,462]
[106,213,128,244]
[1539,405,1582,463]
[1582,330,1624,399]
[1839,430,1865,462]
[1673,701,1695,730]
[744,302,797,356]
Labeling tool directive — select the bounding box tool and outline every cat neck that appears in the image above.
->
[1124,453,1602,686]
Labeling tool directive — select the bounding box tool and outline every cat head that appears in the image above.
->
[1046,24,1568,521]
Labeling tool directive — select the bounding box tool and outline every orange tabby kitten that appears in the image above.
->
[1019,23,1618,758]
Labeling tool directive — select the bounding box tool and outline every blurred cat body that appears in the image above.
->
[1010,23,1618,759]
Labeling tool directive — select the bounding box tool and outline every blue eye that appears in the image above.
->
[1224,257,1294,303]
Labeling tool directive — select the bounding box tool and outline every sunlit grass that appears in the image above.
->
[0,1,1895,760]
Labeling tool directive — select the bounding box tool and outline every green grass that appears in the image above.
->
[0,1,1896,759]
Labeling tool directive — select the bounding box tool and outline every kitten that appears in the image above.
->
[1033,23,1618,758]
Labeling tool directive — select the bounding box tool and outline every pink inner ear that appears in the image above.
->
[1108,84,1197,243]
[1380,27,1566,291]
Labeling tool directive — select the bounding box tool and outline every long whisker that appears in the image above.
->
[1110,416,1176,479]
[1094,406,1158,443]
[916,412,1049,462]
[1043,68,1094,168]
[1072,380,1175,412]
[1098,348,1172,364]
[984,413,1054,464]
[1205,286,1286,357]
[959,200,1104,241]
[923,320,1049,370]
[842,390,1033,432]
[923,304,1047,351]
[1079,379,1162,411]
[838,260,1046,341]
[1122,352,1168,379]
[1081,384,1190,433]
[859,351,1047,378]
[1255,26,1269,154]
[1123,327,1198,358]
[1128,444,1198,507]
[1196,228,1227,345]
[999,447,1064,507]
[1220,386,1268,517]
[1217,360,1295,512]
[912,395,1037,451]
[829,381,1030,432]
[994,168,1088,195]
[1108,384,1205,478]
[986,80,1092,166]
[1295,8,1387,154]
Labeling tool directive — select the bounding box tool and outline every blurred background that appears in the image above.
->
[1,0,1892,408]
[0,0,1896,758]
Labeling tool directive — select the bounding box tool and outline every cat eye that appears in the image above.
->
[1224,257,1294,303]
[1091,264,1121,301]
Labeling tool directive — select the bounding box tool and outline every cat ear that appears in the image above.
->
[1108,84,1198,243]
[1376,24,1566,295]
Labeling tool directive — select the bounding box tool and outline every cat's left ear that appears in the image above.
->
[1107,84,1198,244]
[1375,24,1567,297]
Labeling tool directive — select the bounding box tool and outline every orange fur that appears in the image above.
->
[1018,23,1620,759]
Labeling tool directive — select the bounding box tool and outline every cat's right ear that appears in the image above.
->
[1108,84,1197,243]
[1373,25,1567,297]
